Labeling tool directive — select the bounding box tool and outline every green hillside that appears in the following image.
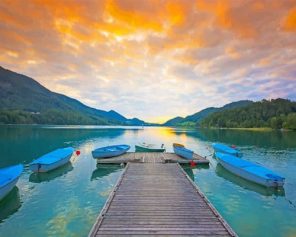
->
[164,100,252,127]
[0,66,144,125]
[200,98,296,130]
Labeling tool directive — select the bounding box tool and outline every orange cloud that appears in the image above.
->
[283,7,296,31]
[0,0,296,122]
[225,47,240,59]
[196,0,257,38]
[105,0,164,33]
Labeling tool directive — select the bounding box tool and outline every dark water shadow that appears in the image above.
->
[91,164,122,181]
[29,162,73,183]
[182,164,210,182]
[0,187,21,223]
[215,164,285,197]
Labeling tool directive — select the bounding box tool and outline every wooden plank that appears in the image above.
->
[89,163,236,237]
[88,163,131,236]
[95,230,230,235]
[97,152,209,164]
[102,220,222,224]
[96,235,231,237]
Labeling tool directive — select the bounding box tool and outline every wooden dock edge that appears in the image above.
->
[177,163,238,237]
[89,162,237,237]
[88,163,130,237]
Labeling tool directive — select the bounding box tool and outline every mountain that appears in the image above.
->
[164,100,253,126]
[200,98,296,130]
[0,66,145,125]
[163,116,184,126]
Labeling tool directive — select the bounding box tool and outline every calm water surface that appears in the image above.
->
[0,125,295,237]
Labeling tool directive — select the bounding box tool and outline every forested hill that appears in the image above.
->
[163,100,252,126]
[200,99,296,130]
[0,66,145,125]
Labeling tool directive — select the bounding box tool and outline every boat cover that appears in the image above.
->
[213,143,241,156]
[216,152,284,181]
[93,145,130,153]
[30,147,74,165]
[0,164,23,187]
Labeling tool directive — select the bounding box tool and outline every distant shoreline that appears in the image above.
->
[216,127,273,131]
[172,126,294,131]
[0,124,294,131]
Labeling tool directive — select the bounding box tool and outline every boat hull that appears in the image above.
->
[30,154,72,172]
[173,146,193,160]
[0,178,19,201]
[173,143,184,148]
[135,145,165,152]
[0,164,23,201]
[92,145,130,159]
[216,153,284,187]
[213,143,242,157]
[92,150,127,159]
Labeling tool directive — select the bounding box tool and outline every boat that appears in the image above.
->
[30,147,74,172]
[135,143,165,152]
[92,145,130,159]
[173,145,193,160]
[215,152,285,187]
[212,143,242,157]
[215,164,285,197]
[173,143,184,148]
[0,164,23,201]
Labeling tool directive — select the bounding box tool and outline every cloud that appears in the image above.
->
[0,0,295,122]
[282,7,296,31]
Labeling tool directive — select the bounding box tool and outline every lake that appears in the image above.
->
[0,125,295,236]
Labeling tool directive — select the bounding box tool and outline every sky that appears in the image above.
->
[0,0,296,123]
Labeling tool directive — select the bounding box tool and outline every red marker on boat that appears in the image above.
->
[76,150,81,156]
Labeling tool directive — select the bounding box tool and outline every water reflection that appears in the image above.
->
[215,164,285,197]
[0,187,21,222]
[29,163,73,183]
[199,129,296,149]
[182,164,210,181]
[91,164,122,181]
[0,125,127,166]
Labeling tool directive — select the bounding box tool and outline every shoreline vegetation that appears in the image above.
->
[170,99,296,131]
[215,127,273,131]
[172,126,291,132]
[200,99,296,131]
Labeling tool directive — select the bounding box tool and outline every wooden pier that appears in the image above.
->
[89,154,237,236]
[96,152,210,165]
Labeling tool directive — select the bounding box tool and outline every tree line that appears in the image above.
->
[200,99,296,130]
[0,109,111,125]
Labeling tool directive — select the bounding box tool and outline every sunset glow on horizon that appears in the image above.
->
[1,0,296,123]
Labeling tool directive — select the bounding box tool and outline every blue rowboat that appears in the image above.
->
[212,143,242,157]
[0,164,23,201]
[215,152,285,187]
[173,145,193,160]
[30,147,74,172]
[135,143,165,152]
[92,145,130,159]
